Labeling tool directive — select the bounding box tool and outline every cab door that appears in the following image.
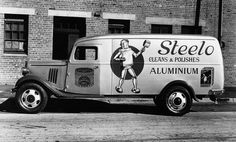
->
[65,45,100,94]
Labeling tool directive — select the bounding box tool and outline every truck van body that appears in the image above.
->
[13,34,224,115]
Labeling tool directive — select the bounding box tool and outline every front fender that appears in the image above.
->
[13,75,64,97]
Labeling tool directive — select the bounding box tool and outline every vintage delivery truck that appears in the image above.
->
[12,34,224,115]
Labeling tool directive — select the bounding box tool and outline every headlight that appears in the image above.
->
[21,67,30,76]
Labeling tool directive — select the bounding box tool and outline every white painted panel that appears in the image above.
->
[103,12,136,20]
[0,7,35,15]
[48,10,91,18]
[146,17,206,26]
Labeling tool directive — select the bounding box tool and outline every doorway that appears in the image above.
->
[53,17,86,60]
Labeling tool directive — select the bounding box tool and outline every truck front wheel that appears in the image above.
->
[163,86,192,116]
[15,83,48,113]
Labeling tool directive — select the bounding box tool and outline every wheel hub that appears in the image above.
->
[21,89,41,109]
[174,97,182,105]
[167,92,187,112]
[27,95,35,103]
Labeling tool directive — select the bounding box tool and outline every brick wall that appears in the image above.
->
[222,0,236,87]
[0,0,231,86]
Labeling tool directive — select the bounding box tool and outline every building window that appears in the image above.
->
[4,14,28,54]
[151,24,172,34]
[181,26,202,34]
[108,19,130,34]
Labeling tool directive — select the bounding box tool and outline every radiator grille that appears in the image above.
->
[48,68,58,84]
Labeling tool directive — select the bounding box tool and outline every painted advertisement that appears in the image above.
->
[110,38,218,94]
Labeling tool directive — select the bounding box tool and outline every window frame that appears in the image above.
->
[74,46,98,61]
[4,14,28,54]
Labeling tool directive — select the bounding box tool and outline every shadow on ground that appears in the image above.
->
[45,99,167,115]
[1,98,236,114]
[0,98,165,115]
[0,98,18,113]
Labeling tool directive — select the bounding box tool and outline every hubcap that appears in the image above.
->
[21,89,41,109]
[167,91,187,112]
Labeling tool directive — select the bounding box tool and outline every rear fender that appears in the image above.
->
[160,80,199,102]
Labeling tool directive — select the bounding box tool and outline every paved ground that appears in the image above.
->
[1,84,236,141]
[1,98,236,142]
[1,112,236,142]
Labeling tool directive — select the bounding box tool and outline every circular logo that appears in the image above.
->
[110,46,144,80]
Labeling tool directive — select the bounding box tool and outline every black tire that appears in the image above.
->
[15,83,48,113]
[153,95,163,107]
[162,86,192,116]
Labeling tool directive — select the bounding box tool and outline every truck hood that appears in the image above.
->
[28,60,67,66]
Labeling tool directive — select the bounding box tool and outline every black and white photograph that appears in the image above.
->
[0,0,236,141]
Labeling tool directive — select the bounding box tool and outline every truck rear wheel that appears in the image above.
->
[153,95,163,107]
[163,86,192,116]
[15,83,48,113]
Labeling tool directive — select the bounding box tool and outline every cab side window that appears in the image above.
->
[75,46,98,60]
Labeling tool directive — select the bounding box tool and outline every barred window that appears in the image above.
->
[4,14,28,54]
[108,19,130,34]
[151,24,172,34]
[181,25,202,34]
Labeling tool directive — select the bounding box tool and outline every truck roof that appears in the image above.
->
[75,34,218,43]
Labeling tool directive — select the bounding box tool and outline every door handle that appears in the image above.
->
[93,66,99,69]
